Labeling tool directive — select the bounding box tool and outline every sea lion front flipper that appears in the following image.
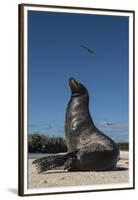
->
[64,152,78,171]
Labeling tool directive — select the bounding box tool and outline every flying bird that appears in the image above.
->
[106,122,113,126]
[80,45,96,55]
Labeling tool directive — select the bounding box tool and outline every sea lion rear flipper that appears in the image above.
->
[33,151,78,173]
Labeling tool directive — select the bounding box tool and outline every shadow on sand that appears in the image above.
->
[41,166,128,174]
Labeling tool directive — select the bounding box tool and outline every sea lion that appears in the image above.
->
[33,77,119,172]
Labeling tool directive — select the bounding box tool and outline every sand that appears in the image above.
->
[28,151,129,189]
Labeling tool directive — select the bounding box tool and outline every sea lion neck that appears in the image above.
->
[70,92,89,106]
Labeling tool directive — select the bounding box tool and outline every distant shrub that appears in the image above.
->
[28,133,67,153]
[118,142,129,151]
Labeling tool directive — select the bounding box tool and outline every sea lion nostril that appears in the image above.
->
[69,77,78,86]
[69,77,75,82]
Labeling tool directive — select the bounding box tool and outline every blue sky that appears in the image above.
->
[28,10,129,142]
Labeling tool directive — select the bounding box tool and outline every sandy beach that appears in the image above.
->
[28,151,129,189]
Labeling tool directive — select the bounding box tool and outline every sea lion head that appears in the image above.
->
[69,77,88,97]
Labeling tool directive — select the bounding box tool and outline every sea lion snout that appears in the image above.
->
[69,77,87,96]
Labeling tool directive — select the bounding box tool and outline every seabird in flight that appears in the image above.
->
[80,45,96,55]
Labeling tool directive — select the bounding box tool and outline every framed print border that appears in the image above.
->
[18,3,135,196]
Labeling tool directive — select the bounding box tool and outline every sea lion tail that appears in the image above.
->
[33,151,77,173]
